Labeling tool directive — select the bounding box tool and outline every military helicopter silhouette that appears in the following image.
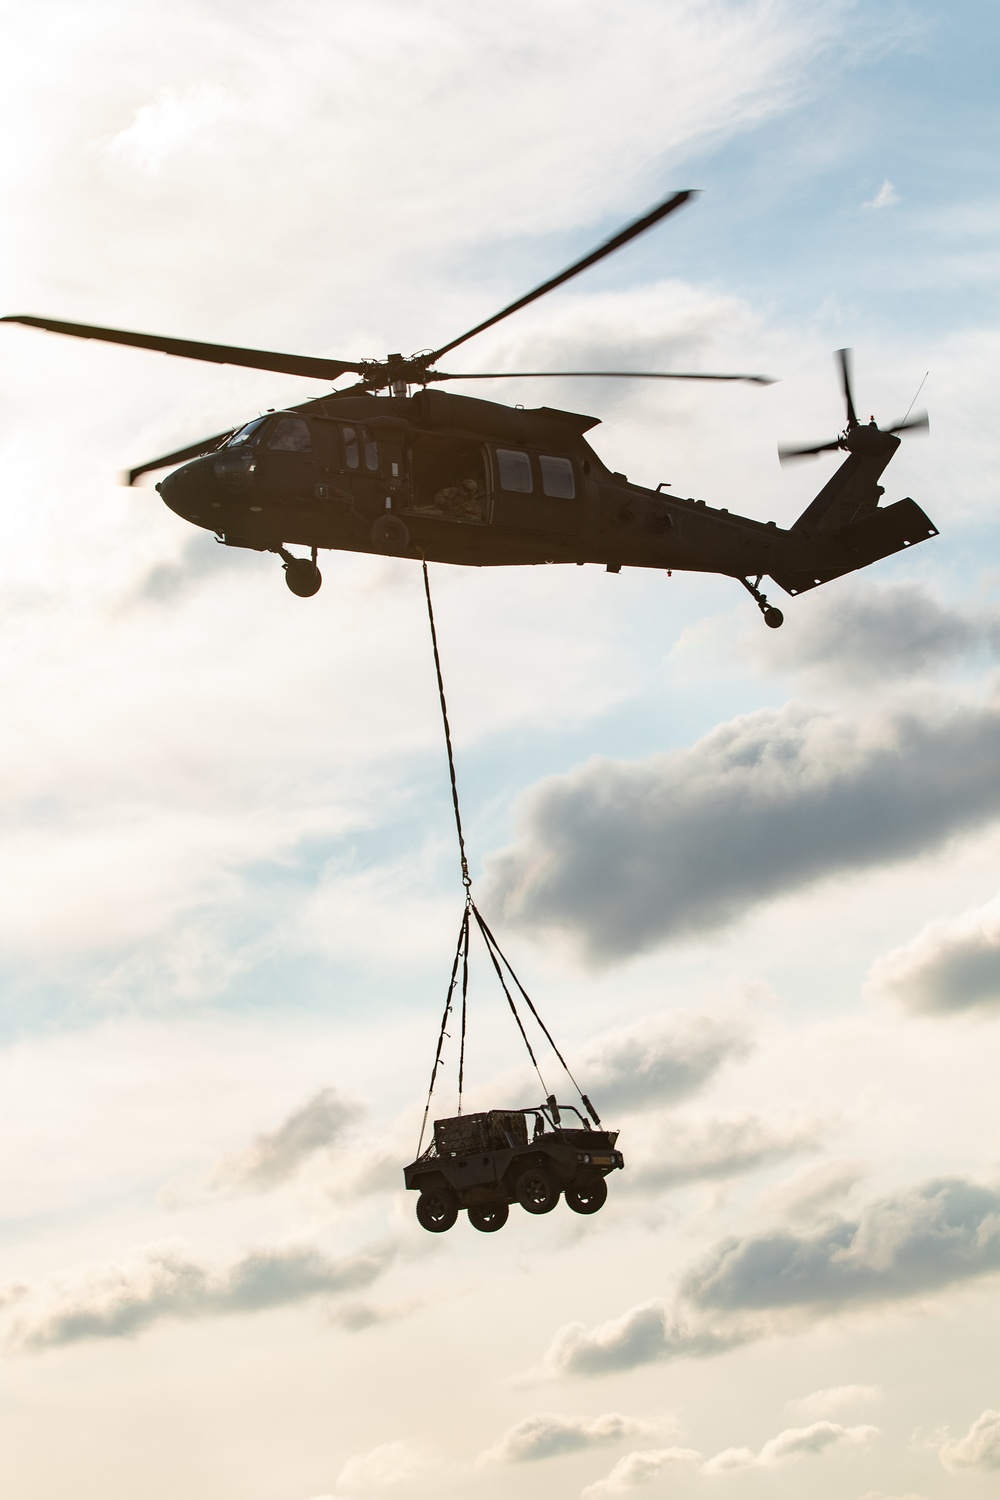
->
[2,191,934,623]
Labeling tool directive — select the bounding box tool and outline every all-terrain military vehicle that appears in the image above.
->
[404,1100,624,1233]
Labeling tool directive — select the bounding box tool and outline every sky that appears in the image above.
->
[1,2,999,1497]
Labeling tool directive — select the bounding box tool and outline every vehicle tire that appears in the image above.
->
[415,1188,458,1233]
[370,515,410,554]
[283,558,322,597]
[565,1176,608,1215]
[516,1165,560,1215]
[468,1202,509,1233]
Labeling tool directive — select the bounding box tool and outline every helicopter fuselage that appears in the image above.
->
[156,387,937,605]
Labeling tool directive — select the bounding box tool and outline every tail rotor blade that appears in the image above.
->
[837,347,858,428]
[778,438,843,465]
[891,409,930,436]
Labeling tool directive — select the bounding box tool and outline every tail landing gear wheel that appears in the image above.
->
[739,576,783,628]
[416,1189,458,1233]
[283,558,322,597]
[516,1166,560,1215]
[371,515,410,554]
[468,1202,509,1233]
[763,606,784,629]
[565,1177,608,1215]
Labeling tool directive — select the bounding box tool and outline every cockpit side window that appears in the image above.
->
[539,455,575,499]
[267,416,311,452]
[496,448,533,493]
[226,417,267,447]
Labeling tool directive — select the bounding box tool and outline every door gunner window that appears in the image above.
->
[267,416,311,452]
[539,455,575,498]
[497,448,532,493]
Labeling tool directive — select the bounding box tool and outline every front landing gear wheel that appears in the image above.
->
[565,1177,608,1215]
[516,1166,560,1215]
[416,1188,458,1233]
[283,558,322,597]
[468,1202,509,1233]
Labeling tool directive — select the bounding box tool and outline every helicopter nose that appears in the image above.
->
[157,458,216,525]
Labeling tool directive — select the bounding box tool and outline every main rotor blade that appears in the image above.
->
[428,189,697,363]
[778,438,843,465]
[1,315,364,382]
[837,347,858,428]
[126,429,236,486]
[430,367,775,385]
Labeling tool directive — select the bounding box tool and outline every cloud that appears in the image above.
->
[863,178,900,209]
[939,1409,1000,1472]
[867,893,1000,1015]
[702,1420,878,1473]
[571,1012,751,1113]
[750,582,995,687]
[528,1300,749,1381]
[3,1237,394,1351]
[333,1442,441,1497]
[786,1383,882,1418]
[581,1447,701,1496]
[683,1176,1000,1313]
[481,1412,646,1465]
[624,1110,823,1193]
[486,697,1000,962]
[208,1088,363,1193]
[101,86,240,172]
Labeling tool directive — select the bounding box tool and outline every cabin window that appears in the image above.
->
[267,416,311,452]
[343,425,360,469]
[539,455,575,499]
[227,417,267,447]
[364,430,379,471]
[497,448,532,493]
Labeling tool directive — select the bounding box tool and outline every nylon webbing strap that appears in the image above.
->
[422,561,471,890]
[416,907,469,1155]
[472,903,550,1100]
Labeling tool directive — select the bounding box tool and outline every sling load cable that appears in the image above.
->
[415,561,602,1157]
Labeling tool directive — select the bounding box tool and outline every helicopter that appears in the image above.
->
[2,191,935,625]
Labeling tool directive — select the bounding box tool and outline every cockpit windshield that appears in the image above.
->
[226,417,267,447]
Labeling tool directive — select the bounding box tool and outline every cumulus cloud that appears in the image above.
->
[333,1441,441,1497]
[581,1447,701,1496]
[2,1237,394,1351]
[863,178,900,209]
[786,1383,882,1418]
[208,1088,363,1194]
[487,697,1000,962]
[867,893,1000,1015]
[702,1420,878,1473]
[751,581,996,687]
[528,1299,749,1381]
[939,1409,1000,1472]
[624,1110,823,1193]
[571,1012,750,1113]
[481,1412,645,1465]
[684,1176,1000,1313]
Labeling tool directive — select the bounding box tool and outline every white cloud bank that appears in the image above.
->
[702,1419,878,1473]
[488,696,1000,963]
[939,1409,1000,1472]
[0,1236,394,1351]
[868,893,1000,1015]
[480,1411,646,1465]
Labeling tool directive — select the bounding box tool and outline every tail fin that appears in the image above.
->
[771,496,938,597]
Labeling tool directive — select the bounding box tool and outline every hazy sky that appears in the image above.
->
[2,3,999,1498]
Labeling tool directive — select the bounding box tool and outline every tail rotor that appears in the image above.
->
[778,349,929,464]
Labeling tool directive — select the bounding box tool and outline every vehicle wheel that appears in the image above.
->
[516,1165,560,1215]
[415,1188,458,1233]
[763,606,783,629]
[370,515,410,554]
[468,1202,509,1233]
[283,558,322,597]
[565,1176,608,1215]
